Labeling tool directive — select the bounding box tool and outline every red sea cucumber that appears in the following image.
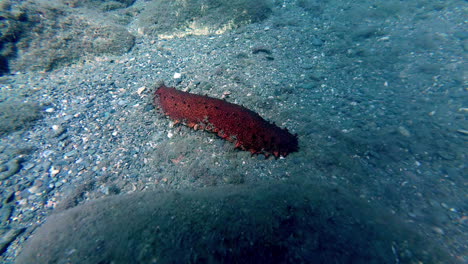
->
[154,85,298,158]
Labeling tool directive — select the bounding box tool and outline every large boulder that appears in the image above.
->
[134,0,273,36]
[16,182,449,264]
[1,0,135,74]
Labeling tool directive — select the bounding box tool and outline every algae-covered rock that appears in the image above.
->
[1,0,135,74]
[10,1,135,73]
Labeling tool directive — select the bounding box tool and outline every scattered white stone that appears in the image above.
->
[432,226,445,235]
[137,27,144,35]
[136,86,146,95]
[45,108,55,113]
[173,72,182,79]
[167,131,174,138]
[52,125,61,131]
[49,166,60,177]
[378,36,390,41]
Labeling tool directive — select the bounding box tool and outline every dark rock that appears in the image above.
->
[353,25,380,40]
[311,37,323,47]
[0,99,41,136]
[252,46,272,54]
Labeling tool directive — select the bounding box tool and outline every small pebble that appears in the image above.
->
[22,162,35,171]
[49,166,60,177]
[28,185,41,194]
[136,86,146,95]
[432,226,445,235]
[42,150,55,158]
[398,126,411,137]
[64,150,77,158]
[52,125,65,137]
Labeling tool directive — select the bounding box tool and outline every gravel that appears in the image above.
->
[0,0,466,263]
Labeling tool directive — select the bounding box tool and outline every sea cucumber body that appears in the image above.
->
[154,85,298,158]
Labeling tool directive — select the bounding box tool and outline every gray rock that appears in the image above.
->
[0,228,25,255]
[0,159,21,180]
[311,37,323,47]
